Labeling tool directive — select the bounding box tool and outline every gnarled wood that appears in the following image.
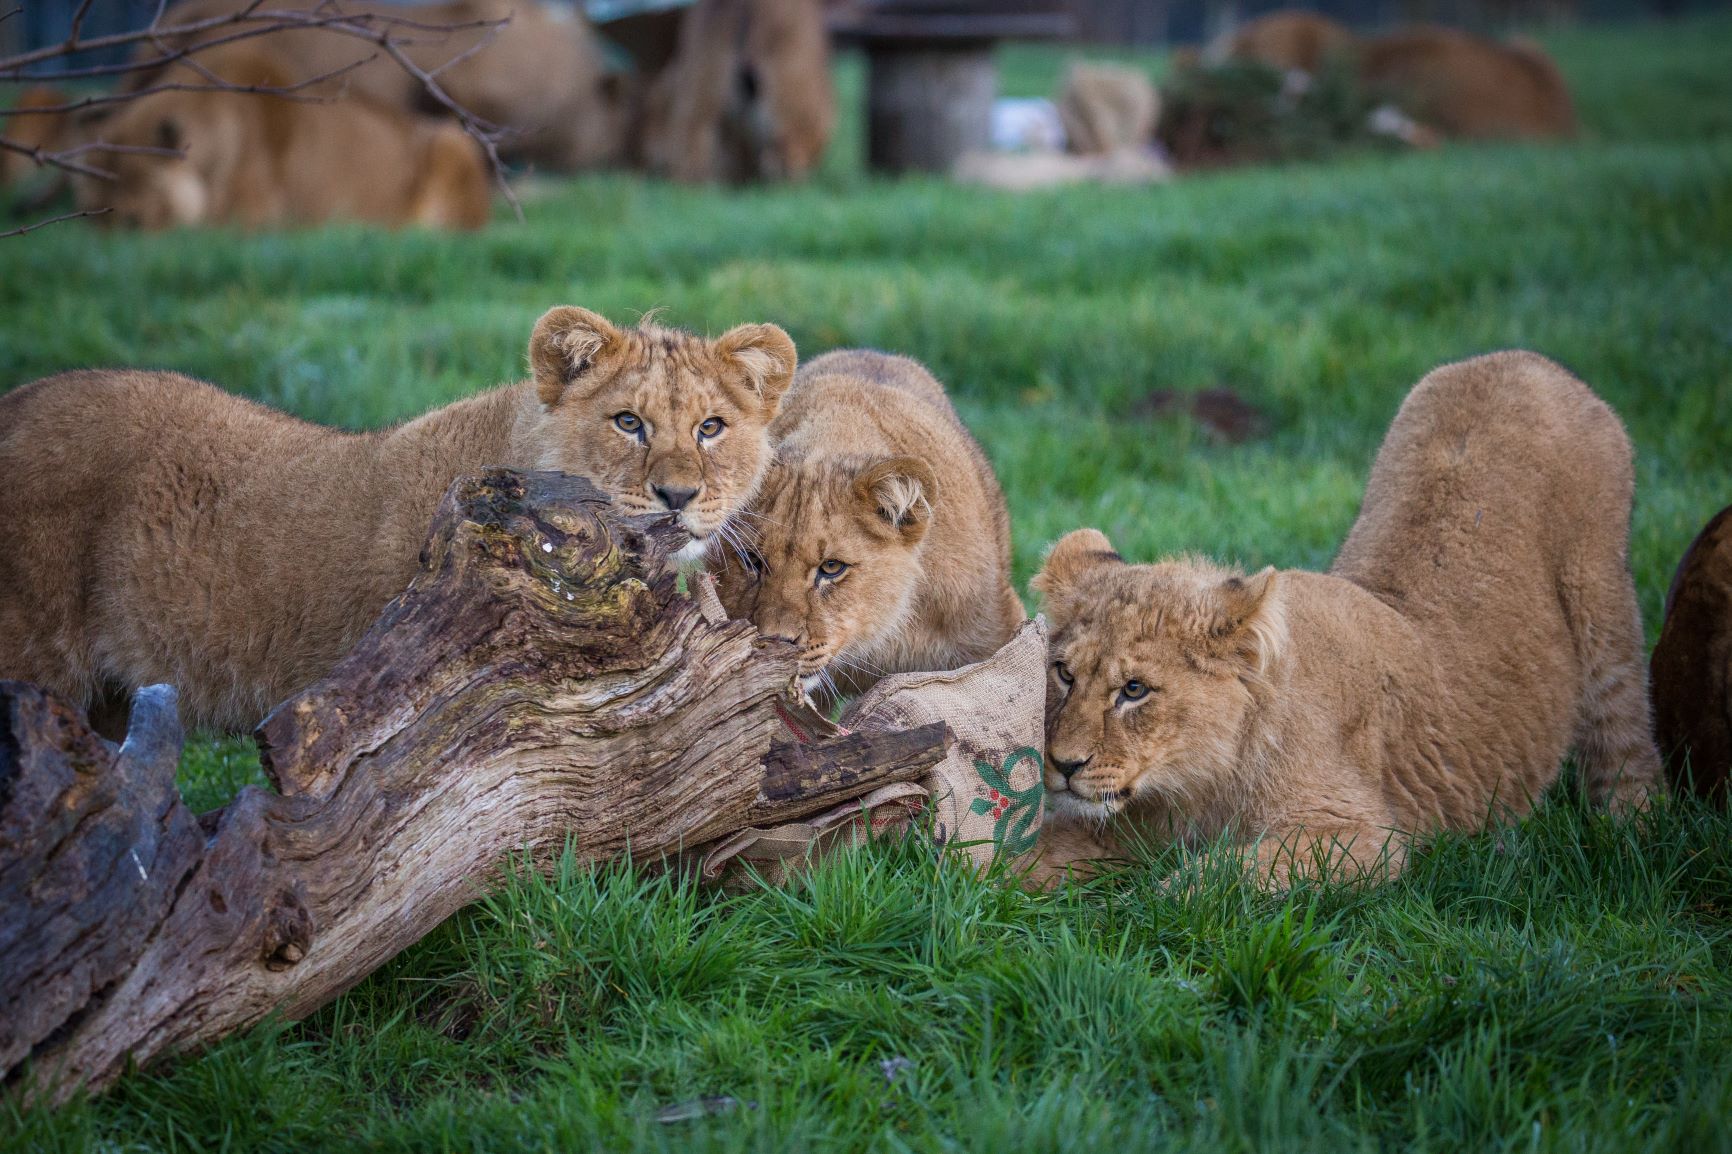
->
[0,468,949,1103]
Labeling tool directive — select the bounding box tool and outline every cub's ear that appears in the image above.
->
[1031,529,1121,603]
[1210,566,1285,675]
[855,455,936,543]
[713,323,796,413]
[529,306,623,407]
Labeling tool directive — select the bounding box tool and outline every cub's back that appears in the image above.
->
[0,370,334,709]
[1330,349,1635,697]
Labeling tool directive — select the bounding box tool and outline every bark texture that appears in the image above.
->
[0,468,947,1102]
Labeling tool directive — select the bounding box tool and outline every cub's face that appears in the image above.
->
[710,454,936,694]
[529,308,796,556]
[1033,530,1284,821]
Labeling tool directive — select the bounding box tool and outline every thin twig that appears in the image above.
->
[1,2,517,231]
[64,0,98,46]
[372,28,522,219]
[2,58,373,115]
[0,207,111,238]
[0,6,500,78]
[0,133,122,179]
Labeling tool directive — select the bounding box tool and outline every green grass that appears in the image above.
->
[5,13,1732,1151]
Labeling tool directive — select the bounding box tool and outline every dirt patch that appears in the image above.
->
[1131,387,1269,444]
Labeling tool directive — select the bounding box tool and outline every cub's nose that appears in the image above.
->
[654,485,699,512]
[1052,755,1092,781]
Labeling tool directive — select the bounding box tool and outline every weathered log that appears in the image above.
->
[0,468,949,1103]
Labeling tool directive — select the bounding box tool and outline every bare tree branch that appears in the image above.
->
[0,133,129,180]
[1,1,519,234]
[0,206,110,237]
[1,6,500,79]
[64,0,99,47]
[2,57,373,115]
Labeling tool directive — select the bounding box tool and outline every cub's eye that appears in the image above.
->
[697,416,726,440]
[1118,680,1152,703]
[613,412,644,438]
[1053,661,1073,685]
[815,559,848,582]
[742,549,766,575]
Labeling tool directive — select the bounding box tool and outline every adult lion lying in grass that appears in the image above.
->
[1358,25,1577,141]
[0,307,795,734]
[131,0,625,171]
[1032,351,1662,888]
[73,44,491,230]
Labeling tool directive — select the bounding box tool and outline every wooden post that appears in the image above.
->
[865,39,996,174]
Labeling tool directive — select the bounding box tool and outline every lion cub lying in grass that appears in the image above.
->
[0,308,795,733]
[711,349,1024,698]
[1034,351,1662,887]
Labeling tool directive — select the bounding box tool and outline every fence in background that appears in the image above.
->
[4,0,1726,72]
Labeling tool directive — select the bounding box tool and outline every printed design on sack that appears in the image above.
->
[968,747,1044,856]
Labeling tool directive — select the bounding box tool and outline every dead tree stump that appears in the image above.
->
[0,468,948,1103]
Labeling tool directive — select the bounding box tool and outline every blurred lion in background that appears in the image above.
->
[128,0,626,170]
[1181,8,1576,143]
[0,86,76,191]
[76,43,490,229]
[1202,9,1355,73]
[1358,25,1577,140]
[642,0,834,182]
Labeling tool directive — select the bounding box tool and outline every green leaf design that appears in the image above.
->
[971,746,1046,858]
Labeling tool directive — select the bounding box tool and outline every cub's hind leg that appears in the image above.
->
[1569,566,1664,811]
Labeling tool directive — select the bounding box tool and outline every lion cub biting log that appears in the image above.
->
[1033,351,1661,887]
[0,307,796,733]
[711,349,1024,697]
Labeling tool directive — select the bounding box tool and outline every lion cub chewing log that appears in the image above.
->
[0,307,796,734]
[1033,351,1661,888]
[711,350,1024,699]
[75,43,491,230]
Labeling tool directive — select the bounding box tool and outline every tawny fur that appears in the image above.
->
[711,349,1024,697]
[74,43,491,230]
[0,86,75,189]
[1058,63,1160,156]
[1356,26,1577,140]
[642,0,834,183]
[1204,10,1355,73]
[130,0,626,170]
[1032,351,1662,887]
[1650,505,1732,800]
[0,308,796,733]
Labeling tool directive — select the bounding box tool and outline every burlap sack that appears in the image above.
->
[693,574,1048,886]
[840,616,1049,870]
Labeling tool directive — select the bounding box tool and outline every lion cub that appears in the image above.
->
[0,308,795,733]
[711,349,1024,697]
[1033,351,1661,887]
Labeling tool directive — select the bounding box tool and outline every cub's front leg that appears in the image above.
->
[1246,819,1408,889]
[1023,817,1123,890]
